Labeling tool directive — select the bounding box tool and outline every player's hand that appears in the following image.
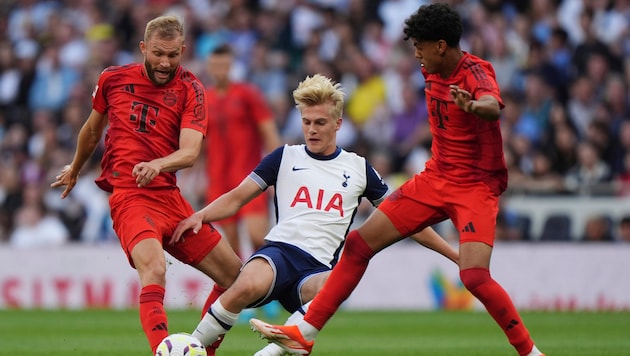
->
[50,165,78,199]
[449,85,472,110]
[132,161,160,187]
[170,213,203,245]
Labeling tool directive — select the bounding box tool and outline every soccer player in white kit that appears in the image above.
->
[170,74,458,355]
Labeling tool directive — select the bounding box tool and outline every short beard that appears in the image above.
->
[144,59,175,85]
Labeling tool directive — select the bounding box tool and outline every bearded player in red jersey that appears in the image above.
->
[51,15,242,355]
[250,3,544,356]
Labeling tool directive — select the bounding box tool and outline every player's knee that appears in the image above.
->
[345,230,375,260]
[459,267,491,290]
[138,260,167,286]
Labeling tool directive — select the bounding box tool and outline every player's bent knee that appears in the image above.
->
[459,267,491,290]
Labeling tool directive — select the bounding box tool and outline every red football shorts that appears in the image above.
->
[378,171,499,246]
[109,187,222,267]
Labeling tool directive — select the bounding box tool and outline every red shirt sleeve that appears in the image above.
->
[466,60,505,109]
[92,68,111,114]
[179,71,207,135]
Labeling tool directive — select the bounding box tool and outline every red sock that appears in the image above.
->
[201,284,228,356]
[304,230,374,329]
[460,268,534,355]
[139,284,168,353]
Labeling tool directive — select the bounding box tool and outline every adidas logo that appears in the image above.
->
[505,319,519,331]
[461,221,476,233]
[152,322,167,331]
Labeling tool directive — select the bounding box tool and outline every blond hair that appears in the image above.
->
[293,74,345,119]
[144,15,185,42]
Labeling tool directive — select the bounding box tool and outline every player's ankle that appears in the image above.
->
[298,321,319,341]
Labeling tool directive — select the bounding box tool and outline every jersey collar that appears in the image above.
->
[304,146,341,160]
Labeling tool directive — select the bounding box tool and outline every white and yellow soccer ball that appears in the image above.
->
[155,333,206,356]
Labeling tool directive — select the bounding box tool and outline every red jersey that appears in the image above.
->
[205,83,273,193]
[422,52,507,195]
[92,64,207,192]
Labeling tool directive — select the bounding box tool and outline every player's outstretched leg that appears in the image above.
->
[250,318,314,355]
[460,268,544,356]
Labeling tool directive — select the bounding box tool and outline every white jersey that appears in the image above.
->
[248,144,389,268]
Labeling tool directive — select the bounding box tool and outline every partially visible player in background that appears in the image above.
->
[250,4,545,356]
[50,15,242,355]
[204,43,281,259]
[171,74,459,356]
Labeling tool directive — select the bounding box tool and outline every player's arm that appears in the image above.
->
[170,177,263,244]
[258,119,282,153]
[408,227,459,265]
[51,109,108,198]
[133,127,202,187]
[449,85,501,121]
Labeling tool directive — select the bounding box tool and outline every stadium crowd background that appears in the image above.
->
[1,0,630,248]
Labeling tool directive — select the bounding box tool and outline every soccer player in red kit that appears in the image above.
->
[250,4,545,356]
[204,44,281,259]
[51,16,242,355]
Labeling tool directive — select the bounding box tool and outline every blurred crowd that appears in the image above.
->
[1,0,630,247]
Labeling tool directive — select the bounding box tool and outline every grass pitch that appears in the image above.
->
[0,309,628,355]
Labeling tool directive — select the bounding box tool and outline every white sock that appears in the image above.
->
[211,299,240,325]
[286,301,310,325]
[253,342,285,356]
[293,302,318,341]
[192,300,239,346]
[526,345,543,356]
[297,320,319,341]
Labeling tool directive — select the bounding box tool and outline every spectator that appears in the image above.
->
[612,117,630,177]
[388,82,430,173]
[582,214,613,242]
[603,74,630,137]
[9,183,69,248]
[548,122,579,176]
[518,71,554,145]
[613,151,630,197]
[1,39,38,124]
[564,140,613,195]
[28,45,80,112]
[487,23,519,91]
[616,216,630,242]
[572,7,623,76]
[567,75,598,139]
[511,149,565,195]
[345,50,387,129]
[6,0,58,44]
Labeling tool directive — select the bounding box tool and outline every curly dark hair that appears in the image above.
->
[403,3,463,47]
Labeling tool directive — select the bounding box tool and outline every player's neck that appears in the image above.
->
[438,48,464,79]
[215,80,230,93]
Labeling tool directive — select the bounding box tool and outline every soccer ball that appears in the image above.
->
[155,333,206,356]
